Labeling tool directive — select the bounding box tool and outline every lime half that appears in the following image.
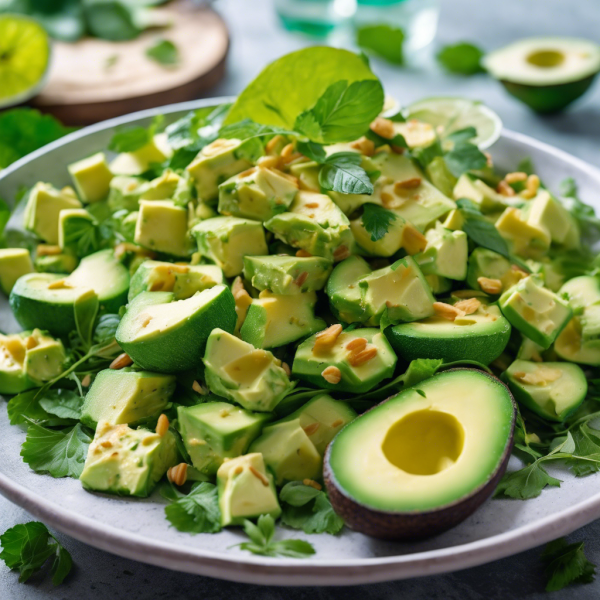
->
[404,97,502,150]
[0,15,50,108]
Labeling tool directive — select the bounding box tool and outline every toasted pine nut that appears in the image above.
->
[402,226,428,255]
[168,463,188,486]
[231,276,245,298]
[257,155,282,169]
[304,202,320,208]
[36,244,62,257]
[322,365,342,384]
[303,479,322,491]
[266,135,285,154]
[47,279,71,290]
[477,277,503,295]
[110,353,133,370]
[453,298,481,315]
[303,422,320,436]
[314,324,343,354]
[348,346,378,367]
[333,245,350,262]
[156,414,169,436]
[281,362,291,377]
[280,143,294,158]
[331,419,344,428]
[349,137,375,156]
[296,249,312,257]
[433,302,465,322]
[496,180,515,197]
[249,466,270,486]
[192,380,208,395]
[523,174,540,198]
[394,178,421,192]
[294,271,309,288]
[346,337,367,352]
[505,172,527,184]
[100,441,113,449]
[380,191,395,207]
[81,374,92,387]
[370,117,395,139]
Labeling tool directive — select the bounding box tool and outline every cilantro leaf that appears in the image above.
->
[164,481,221,534]
[494,460,562,499]
[437,42,485,75]
[146,39,179,66]
[565,421,600,477]
[294,79,385,144]
[21,421,92,479]
[542,538,596,592]
[444,142,488,177]
[7,389,74,428]
[236,514,315,558]
[39,389,84,421]
[108,115,163,153]
[357,24,405,65]
[319,152,374,195]
[360,203,397,242]
[0,521,73,585]
[280,481,321,506]
[74,289,99,352]
[558,177,600,249]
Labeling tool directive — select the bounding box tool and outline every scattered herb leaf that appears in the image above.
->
[163,481,221,534]
[146,39,179,66]
[360,203,397,241]
[542,538,596,592]
[437,42,485,75]
[319,152,374,195]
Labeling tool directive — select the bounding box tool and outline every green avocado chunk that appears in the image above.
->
[414,222,468,281]
[217,453,281,526]
[116,286,236,373]
[68,153,113,204]
[386,304,511,365]
[80,421,178,497]
[177,401,270,475]
[326,255,372,323]
[559,275,600,312]
[128,260,224,301]
[0,248,34,295]
[134,200,191,258]
[80,368,176,430]
[243,255,333,295]
[293,327,397,394]
[499,276,572,349]
[203,329,294,412]
[466,248,525,293]
[0,329,66,395]
[10,249,129,336]
[34,252,78,275]
[453,174,512,213]
[503,360,587,421]
[108,176,145,212]
[555,306,600,366]
[240,290,326,349]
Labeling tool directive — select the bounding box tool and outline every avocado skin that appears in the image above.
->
[499,74,597,113]
[323,369,516,540]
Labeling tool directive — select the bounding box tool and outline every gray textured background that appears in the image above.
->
[2,0,600,597]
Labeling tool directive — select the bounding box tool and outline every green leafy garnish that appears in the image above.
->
[38,389,84,421]
[7,389,75,428]
[295,140,327,164]
[279,482,344,535]
[437,42,485,75]
[444,142,488,177]
[318,152,374,195]
[74,290,99,352]
[235,514,315,558]
[108,115,163,153]
[558,177,600,249]
[446,126,478,144]
[360,203,397,242]
[0,521,72,585]
[146,39,179,66]
[356,24,404,65]
[84,1,141,42]
[163,481,221,534]
[21,420,92,479]
[542,538,596,592]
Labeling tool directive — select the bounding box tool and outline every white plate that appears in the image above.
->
[1,99,600,587]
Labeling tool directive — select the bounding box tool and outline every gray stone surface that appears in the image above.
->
[2,0,600,597]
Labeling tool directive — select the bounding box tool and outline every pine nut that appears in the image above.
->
[266,135,285,154]
[349,137,375,156]
[348,346,378,367]
[394,178,421,192]
[296,249,312,257]
[249,466,270,486]
[109,353,133,370]
[433,302,465,321]
[346,337,367,352]
[303,479,322,491]
[505,172,527,183]
[402,226,427,255]
[477,277,503,295]
[497,180,515,197]
[322,366,342,384]
[167,463,188,486]
[156,414,169,436]
[453,298,481,315]
[333,245,350,262]
[313,324,343,353]
[370,117,395,139]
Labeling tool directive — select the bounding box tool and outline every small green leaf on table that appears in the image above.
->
[437,42,485,75]
[146,39,180,66]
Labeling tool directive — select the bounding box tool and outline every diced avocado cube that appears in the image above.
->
[134,200,191,258]
[218,166,298,221]
[393,119,437,148]
[466,248,526,293]
[243,255,332,295]
[120,211,139,243]
[192,216,268,278]
[292,327,397,394]
[217,453,281,527]
[108,176,144,212]
[0,248,33,294]
[503,360,587,422]
[0,329,66,395]
[581,304,600,344]
[203,329,294,412]
[326,255,372,324]
[289,161,320,192]
[277,394,356,455]
[186,138,253,202]
[555,307,600,366]
[495,206,550,259]
[58,208,97,255]
[128,260,223,301]
[499,276,572,348]
[109,134,173,176]
[24,183,82,244]
[80,368,176,430]
[527,190,579,249]
[442,208,464,230]
[80,421,178,497]
[177,401,270,475]
[139,170,182,201]
[453,174,511,213]
[351,210,410,257]
[240,290,326,349]
[248,419,322,485]
[265,191,353,261]
[415,222,468,280]
[68,153,113,203]
[517,337,545,362]
[425,156,457,198]
[559,276,600,312]
[34,252,78,275]
[360,257,435,326]
[425,274,452,295]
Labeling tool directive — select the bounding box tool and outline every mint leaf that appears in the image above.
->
[437,42,485,75]
[164,481,221,534]
[296,140,327,164]
[146,39,179,66]
[295,79,384,144]
[319,152,374,195]
[360,203,397,241]
[495,460,561,499]
[219,119,292,141]
[0,521,73,585]
[456,198,511,258]
[542,538,596,592]
[93,313,121,347]
[21,421,92,479]
[39,389,83,421]
[444,142,487,177]
[357,24,404,65]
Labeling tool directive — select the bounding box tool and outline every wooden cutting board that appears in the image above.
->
[32,1,229,125]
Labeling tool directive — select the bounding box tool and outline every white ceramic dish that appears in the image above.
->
[1,99,600,587]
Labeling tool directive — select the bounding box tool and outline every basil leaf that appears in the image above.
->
[319,152,374,195]
[296,140,326,164]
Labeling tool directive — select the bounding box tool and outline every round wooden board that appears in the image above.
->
[32,1,229,125]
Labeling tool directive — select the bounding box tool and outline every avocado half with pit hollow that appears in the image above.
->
[324,369,516,540]
[483,37,600,113]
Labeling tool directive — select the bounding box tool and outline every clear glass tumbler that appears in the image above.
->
[274,0,357,39]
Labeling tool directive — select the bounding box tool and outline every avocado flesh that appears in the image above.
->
[483,38,600,113]
[325,369,515,519]
[555,311,600,366]
[559,275,600,311]
[503,360,587,422]
[386,305,511,365]
[0,248,33,295]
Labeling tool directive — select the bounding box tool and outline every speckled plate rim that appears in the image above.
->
[1,98,600,587]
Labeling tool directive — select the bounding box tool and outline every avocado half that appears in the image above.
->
[483,37,600,113]
[323,369,516,540]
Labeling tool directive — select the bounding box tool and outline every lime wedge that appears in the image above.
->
[404,97,502,150]
[0,15,51,108]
